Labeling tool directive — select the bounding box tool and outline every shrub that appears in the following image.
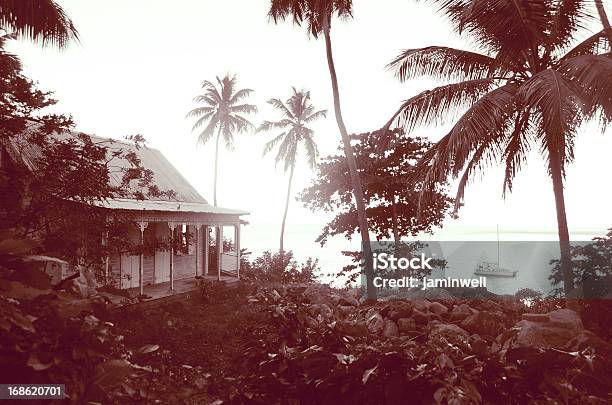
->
[240,250,319,284]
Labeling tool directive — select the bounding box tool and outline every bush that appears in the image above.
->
[240,250,319,284]
[0,230,137,402]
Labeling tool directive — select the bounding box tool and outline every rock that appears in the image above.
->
[429,322,470,346]
[382,319,399,337]
[521,313,550,322]
[397,317,416,332]
[450,304,475,321]
[461,310,507,337]
[548,309,583,331]
[382,300,414,320]
[428,302,448,316]
[366,309,384,334]
[411,299,431,313]
[514,309,584,349]
[412,309,430,325]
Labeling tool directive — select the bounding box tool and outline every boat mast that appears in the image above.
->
[497,224,500,269]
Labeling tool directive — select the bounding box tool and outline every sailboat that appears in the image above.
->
[473,225,518,278]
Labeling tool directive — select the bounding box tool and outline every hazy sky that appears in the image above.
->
[7,0,612,254]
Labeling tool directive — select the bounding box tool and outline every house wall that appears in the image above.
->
[108,221,239,289]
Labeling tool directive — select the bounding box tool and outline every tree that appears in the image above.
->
[258,88,327,254]
[187,74,257,206]
[385,0,612,297]
[1,39,174,273]
[0,0,78,47]
[300,130,452,282]
[268,0,377,299]
[301,129,452,246]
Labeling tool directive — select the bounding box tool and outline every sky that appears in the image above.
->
[7,0,612,262]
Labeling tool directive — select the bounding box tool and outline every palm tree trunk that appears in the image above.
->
[391,199,400,255]
[280,164,295,254]
[595,0,612,43]
[323,23,375,301]
[549,148,575,297]
[213,129,221,207]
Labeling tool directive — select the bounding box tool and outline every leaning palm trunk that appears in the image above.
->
[549,147,575,297]
[595,0,612,42]
[280,164,295,254]
[323,24,375,300]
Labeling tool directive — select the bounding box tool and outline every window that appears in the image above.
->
[174,224,193,255]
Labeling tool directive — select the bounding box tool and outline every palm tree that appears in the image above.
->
[0,0,78,47]
[259,88,327,254]
[187,74,257,207]
[268,0,377,300]
[385,0,612,297]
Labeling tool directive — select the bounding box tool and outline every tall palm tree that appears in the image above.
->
[259,88,327,254]
[385,0,612,297]
[0,0,78,47]
[187,74,257,206]
[268,0,377,300]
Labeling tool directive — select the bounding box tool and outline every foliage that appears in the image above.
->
[549,229,612,298]
[0,38,174,274]
[187,74,257,150]
[386,0,612,208]
[301,129,453,246]
[234,287,612,404]
[240,250,319,284]
[0,230,137,402]
[259,87,326,172]
[268,0,353,38]
[0,0,78,48]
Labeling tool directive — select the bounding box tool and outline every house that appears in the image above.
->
[1,129,248,295]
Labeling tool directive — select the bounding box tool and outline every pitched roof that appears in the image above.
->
[4,128,248,216]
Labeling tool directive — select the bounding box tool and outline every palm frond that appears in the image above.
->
[230,88,254,104]
[304,109,328,123]
[387,46,501,82]
[386,78,498,132]
[518,68,583,162]
[268,98,295,119]
[559,53,612,125]
[196,116,219,145]
[191,110,216,132]
[263,132,287,156]
[257,119,294,133]
[412,84,517,192]
[560,29,612,61]
[186,106,215,119]
[0,0,79,47]
[230,103,258,114]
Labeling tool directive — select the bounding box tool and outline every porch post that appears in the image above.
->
[235,223,240,279]
[168,222,176,291]
[216,226,222,281]
[137,221,148,296]
[203,225,209,276]
[195,224,199,277]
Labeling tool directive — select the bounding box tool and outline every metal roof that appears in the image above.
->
[4,127,249,216]
[93,198,249,215]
